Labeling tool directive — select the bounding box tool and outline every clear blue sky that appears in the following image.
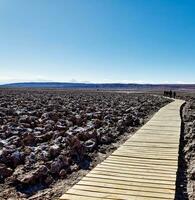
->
[0,0,195,84]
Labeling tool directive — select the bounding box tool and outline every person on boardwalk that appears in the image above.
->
[169,90,173,98]
[164,90,168,97]
[173,91,176,99]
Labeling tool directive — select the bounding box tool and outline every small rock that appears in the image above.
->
[17,165,49,185]
[0,163,13,180]
[84,139,96,151]
[59,169,67,178]
[49,144,60,158]
[44,175,54,185]
[19,115,29,124]
[50,159,63,174]
[22,133,35,146]
[10,150,24,167]
[100,135,113,144]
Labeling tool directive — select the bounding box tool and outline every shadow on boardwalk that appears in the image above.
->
[175,102,188,200]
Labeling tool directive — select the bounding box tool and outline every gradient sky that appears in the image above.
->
[0,0,195,84]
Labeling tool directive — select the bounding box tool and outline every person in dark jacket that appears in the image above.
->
[173,91,176,99]
[169,90,172,98]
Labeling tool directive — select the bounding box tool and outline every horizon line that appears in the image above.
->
[1,81,195,86]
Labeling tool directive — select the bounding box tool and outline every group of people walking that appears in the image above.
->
[164,90,176,98]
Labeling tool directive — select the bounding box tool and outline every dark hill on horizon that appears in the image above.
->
[0,82,195,91]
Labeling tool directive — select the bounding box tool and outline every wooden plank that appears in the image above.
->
[81,176,176,189]
[108,155,178,163]
[146,122,181,126]
[86,173,175,185]
[61,193,170,200]
[72,185,174,199]
[116,146,178,151]
[97,163,176,174]
[109,154,178,160]
[67,188,173,200]
[99,162,177,172]
[122,144,179,148]
[128,136,179,141]
[130,135,179,139]
[111,153,178,160]
[113,152,178,157]
[101,160,178,170]
[92,167,177,179]
[88,170,176,181]
[118,145,179,151]
[124,140,179,144]
[60,194,108,200]
[134,132,180,136]
[77,180,175,194]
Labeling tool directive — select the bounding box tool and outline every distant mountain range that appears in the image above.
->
[0,82,195,90]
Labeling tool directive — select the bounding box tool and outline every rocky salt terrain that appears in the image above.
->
[0,89,171,200]
[180,95,195,200]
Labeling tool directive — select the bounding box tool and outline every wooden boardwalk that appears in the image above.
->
[60,99,184,200]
